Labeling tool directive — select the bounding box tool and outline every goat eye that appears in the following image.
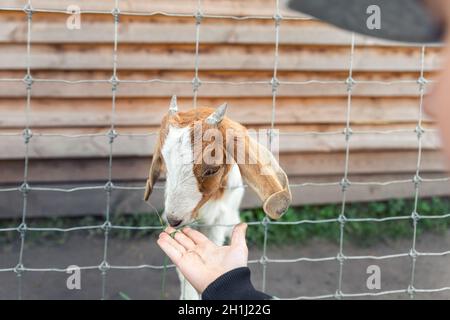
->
[203,166,220,177]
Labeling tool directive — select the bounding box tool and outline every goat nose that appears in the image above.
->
[167,217,182,228]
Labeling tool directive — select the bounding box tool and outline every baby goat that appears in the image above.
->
[144,96,291,299]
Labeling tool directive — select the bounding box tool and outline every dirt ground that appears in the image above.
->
[1,230,449,300]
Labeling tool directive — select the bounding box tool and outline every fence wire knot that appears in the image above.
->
[23,4,33,18]
[407,285,416,296]
[259,255,268,266]
[22,128,33,144]
[413,174,422,187]
[340,178,350,192]
[262,216,270,227]
[107,129,118,144]
[17,222,27,235]
[23,74,33,89]
[338,214,347,225]
[411,211,421,223]
[109,76,119,91]
[111,7,120,21]
[101,221,112,232]
[194,10,203,24]
[99,261,110,273]
[336,252,346,263]
[409,248,418,260]
[104,181,114,192]
[19,182,30,194]
[334,290,343,300]
[415,125,425,139]
[343,127,353,141]
[417,76,428,92]
[346,76,355,92]
[192,77,202,91]
[273,13,283,25]
[14,263,25,275]
[270,77,280,93]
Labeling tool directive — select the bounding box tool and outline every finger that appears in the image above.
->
[164,226,179,238]
[231,223,248,248]
[182,227,210,245]
[165,226,196,250]
[157,236,182,264]
[158,232,187,255]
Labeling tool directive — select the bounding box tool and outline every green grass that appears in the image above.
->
[1,197,450,247]
[242,197,450,246]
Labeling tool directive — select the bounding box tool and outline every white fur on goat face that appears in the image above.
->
[161,125,202,226]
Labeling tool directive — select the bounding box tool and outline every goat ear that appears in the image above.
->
[231,131,291,219]
[144,135,163,201]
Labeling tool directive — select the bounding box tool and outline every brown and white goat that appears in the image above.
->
[144,96,291,299]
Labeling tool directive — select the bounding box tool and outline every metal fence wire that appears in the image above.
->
[1,0,450,300]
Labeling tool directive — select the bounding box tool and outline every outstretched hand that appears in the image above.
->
[157,223,248,293]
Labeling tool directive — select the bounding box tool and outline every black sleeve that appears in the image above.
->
[201,267,272,300]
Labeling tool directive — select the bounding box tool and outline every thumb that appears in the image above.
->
[231,223,248,248]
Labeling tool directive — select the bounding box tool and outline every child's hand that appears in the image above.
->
[157,223,248,293]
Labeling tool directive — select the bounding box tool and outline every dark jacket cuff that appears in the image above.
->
[201,267,272,300]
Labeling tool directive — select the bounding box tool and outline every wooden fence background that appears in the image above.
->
[0,0,449,218]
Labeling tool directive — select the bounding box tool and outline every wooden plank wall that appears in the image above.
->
[0,0,449,218]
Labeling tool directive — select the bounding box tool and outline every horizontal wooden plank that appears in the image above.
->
[0,127,441,159]
[0,20,347,45]
[0,150,446,184]
[0,44,442,72]
[0,18,428,47]
[0,97,432,128]
[1,173,449,218]
[0,82,428,98]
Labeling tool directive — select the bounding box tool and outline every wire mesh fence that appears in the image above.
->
[0,0,450,300]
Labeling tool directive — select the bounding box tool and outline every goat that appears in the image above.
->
[144,96,292,300]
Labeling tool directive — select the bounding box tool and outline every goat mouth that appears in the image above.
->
[170,220,182,228]
[165,214,193,228]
